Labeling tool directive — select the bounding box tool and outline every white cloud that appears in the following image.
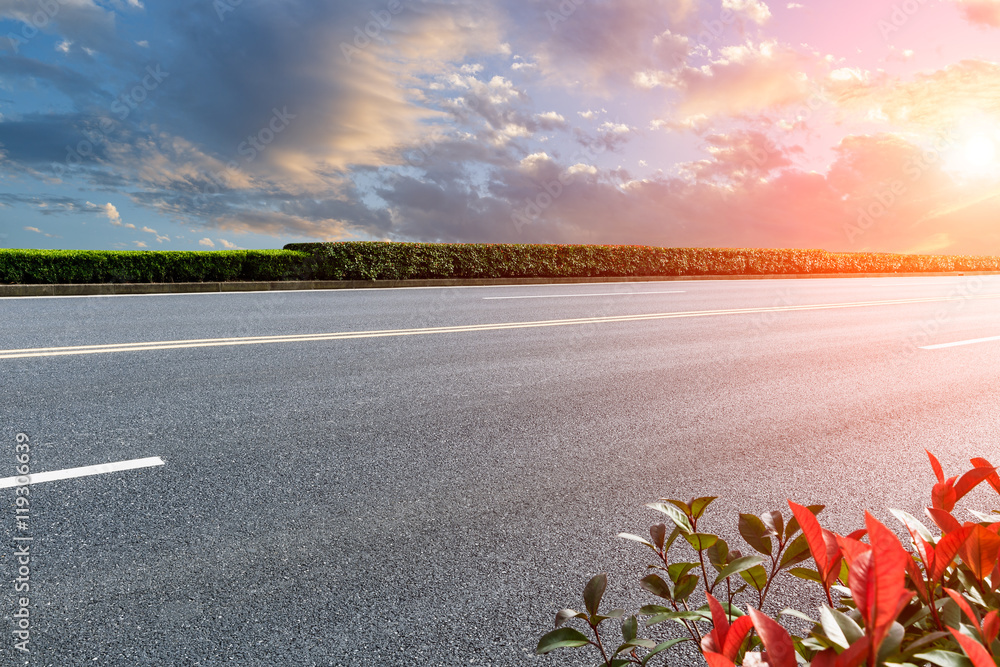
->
[198,238,215,247]
[99,202,121,226]
[218,239,238,248]
[723,0,773,24]
[133,241,148,247]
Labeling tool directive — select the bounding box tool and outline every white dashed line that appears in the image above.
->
[0,456,165,489]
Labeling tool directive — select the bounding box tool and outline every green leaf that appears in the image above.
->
[641,638,690,665]
[713,555,765,587]
[761,510,784,538]
[555,608,588,628]
[913,650,974,667]
[778,608,815,623]
[890,508,937,545]
[618,533,654,549]
[690,496,718,519]
[647,502,693,534]
[739,513,773,555]
[707,539,730,572]
[664,498,692,516]
[591,610,626,625]
[639,604,671,615]
[639,574,672,601]
[876,622,905,664]
[647,610,708,626]
[621,616,638,643]
[739,564,768,591]
[778,533,812,569]
[667,562,698,584]
[536,627,592,654]
[683,532,719,551]
[788,567,822,584]
[664,526,682,554]
[698,601,745,618]
[584,574,607,617]
[673,574,699,601]
[784,504,824,540]
[819,605,863,650]
[613,637,656,656]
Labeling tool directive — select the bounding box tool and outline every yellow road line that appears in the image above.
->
[2,293,998,360]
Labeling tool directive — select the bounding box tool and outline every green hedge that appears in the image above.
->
[0,249,312,284]
[283,242,1000,280]
[3,243,1000,284]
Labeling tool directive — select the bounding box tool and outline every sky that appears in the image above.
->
[3,0,1000,253]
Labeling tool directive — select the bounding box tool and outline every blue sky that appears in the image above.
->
[4,1,1000,253]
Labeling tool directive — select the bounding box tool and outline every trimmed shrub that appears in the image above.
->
[0,249,311,284]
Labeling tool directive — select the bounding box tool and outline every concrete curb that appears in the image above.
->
[2,271,999,297]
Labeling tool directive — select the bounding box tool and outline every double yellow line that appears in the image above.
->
[2,293,997,360]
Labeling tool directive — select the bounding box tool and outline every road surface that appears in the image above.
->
[2,276,999,665]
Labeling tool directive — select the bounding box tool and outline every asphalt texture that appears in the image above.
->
[2,276,1000,666]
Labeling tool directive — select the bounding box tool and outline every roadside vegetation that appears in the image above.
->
[537,452,1000,667]
[4,243,1000,284]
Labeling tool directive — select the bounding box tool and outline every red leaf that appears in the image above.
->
[944,588,982,633]
[821,530,843,587]
[864,512,912,649]
[849,550,874,622]
[926,507,964,535]
[955,466,998,502]
[835,534,870,569]
[928,450,945,483]
[960,524,1000,582]
[932,524,975,582]
[722,615,754,662]
[906,558,929,602]
[983,610,999,646]
[845,528,868,541]
[971,457,1000,495]
[835,636,872,667]
[703,651,736,667]
[932,482,958,512]
[705,593,730,651]
[789,501,830,578]
[748,608,797,667]
[810,649,837,667]
[950,629,996,667]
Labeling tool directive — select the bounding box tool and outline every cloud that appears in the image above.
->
[198,238,215,247]
[722,0,772,24]
[133,240,147,247]
[832,60,1000,131]
[23,225,59,238]
[102,202,121,226]
[218,238,238,248]
[645,41,825,123]
[948,0,1000,27]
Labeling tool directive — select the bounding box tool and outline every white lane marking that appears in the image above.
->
[0,456,164,489]
[921,335,1000,350]
[4,293,1000,360]
[483,291,686,300]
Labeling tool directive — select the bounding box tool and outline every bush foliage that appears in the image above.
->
[3,243,1000,284]
[286,243,1000,280]
[537,452,1000,667]
[0,249,312,284]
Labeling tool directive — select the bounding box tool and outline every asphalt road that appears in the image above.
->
[2,276,1000,666]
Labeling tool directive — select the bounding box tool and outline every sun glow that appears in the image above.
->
[942,129,1000,180]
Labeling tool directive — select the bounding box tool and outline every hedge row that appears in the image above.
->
[283,242,1000,280]
[0,249,313,284]
[4,243,1000,284]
